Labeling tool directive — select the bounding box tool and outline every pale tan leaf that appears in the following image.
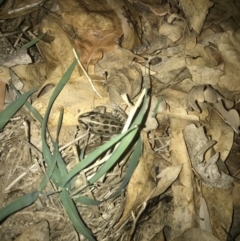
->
[179,0,214,33]
[172,228,220,241]
[199,197,213,233]
[203,85,222,103]
[207,110,234,162]
[187,85,205,112]
[136,1,170,16]
[159,23,184,42]
[107,0,141,50]
[214,101,240,134]
[116,131,170,227]
[0,66,11,84]
[151,165,182,198]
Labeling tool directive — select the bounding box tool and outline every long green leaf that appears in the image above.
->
[0,191,39,222]
[89,87,148,184]
[88,128,139,184]
[41,59,77,166]
[22,32,49,49]
[75,196,102,205]
[60,125,138,187]
[106,136,142,199]
[60,189,96,241]
[0,88,38,129]
[75,137,142,204]
[41,60,77,186]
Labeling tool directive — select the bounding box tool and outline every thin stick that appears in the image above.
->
[73,48,102,98]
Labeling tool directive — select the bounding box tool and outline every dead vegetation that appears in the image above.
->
[1,0,240,240]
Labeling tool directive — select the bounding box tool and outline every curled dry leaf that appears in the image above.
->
[214,101,240,134]
[187,85,240,133]
[187,85,205,112]
[185,44,222,68]
[95,47,142,105]
[159,22,184,43]
[179,0,214,33]
[183,124,234,189]
[107,0,142,50]
[207,110,234,162]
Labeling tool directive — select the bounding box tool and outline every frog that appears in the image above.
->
[78,106,127,136]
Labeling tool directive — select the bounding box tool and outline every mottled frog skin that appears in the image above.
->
[78,106,126,136]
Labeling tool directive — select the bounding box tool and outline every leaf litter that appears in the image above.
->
[1,0,240,240]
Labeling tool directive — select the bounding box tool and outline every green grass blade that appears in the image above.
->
[22,32,49,49]
[88,128,139,184]
[10,83,44,124]
[75,196,102,205]
[0,87,38,129]
[88,88,147,184]
[38,144,58,191]
[60,189,96,241]
[41,59,77,166]
[40,60,77,186]
[106,136,142,200]
[75,137,142,204]
[60,126,138,187]
[0,191,39,222]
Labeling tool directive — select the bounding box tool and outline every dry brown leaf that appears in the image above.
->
[213,0,240,27]
[0,67,11,84]
[107,0,141,50]
[37,15,76,77]
[218,31,240,91]
[117,131,176,227]
[11,63,46,92]
[135,1,170,16]
[179,0,214,33]
[199,196,213,233]
[183,124,234,189]
[75,30,122,65]
[207,110,234,162]
[168,118,195,240]
[172,228,220,241]
[202,185,233,240]
[57,0,123,65]
[185,44,221,68]
[188,85,240,133]
[187,85,205,112]
[95,47,142,104]
[213,101,240,134]
[159,23,184,42]
[151,165,182,199]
